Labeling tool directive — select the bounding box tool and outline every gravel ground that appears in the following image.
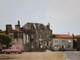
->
[0,51,66,60]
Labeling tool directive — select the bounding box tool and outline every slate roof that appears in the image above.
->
[22,23,48,30]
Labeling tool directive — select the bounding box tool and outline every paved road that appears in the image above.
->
[63,51,80,60]
[0,51,66,60]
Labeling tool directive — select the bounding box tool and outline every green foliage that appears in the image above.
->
[0,33,12,48]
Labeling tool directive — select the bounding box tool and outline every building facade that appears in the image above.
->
[0,21,24,49]
[51,34,73,51]
[0,21,52,51]
[21,23,52,51]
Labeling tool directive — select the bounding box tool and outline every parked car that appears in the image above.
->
[2,47,23,54]
[0,47,2,53]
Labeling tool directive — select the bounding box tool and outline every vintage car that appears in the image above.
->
[0,47,2,53]
[2,47,23,54]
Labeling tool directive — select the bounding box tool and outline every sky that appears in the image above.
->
[0,0,80,35]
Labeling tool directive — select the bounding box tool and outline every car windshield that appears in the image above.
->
[9,47,16,49]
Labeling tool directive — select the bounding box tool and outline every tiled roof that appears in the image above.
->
[0,30,23,33]
[52,34,73,38]
[74,35,80,38]
[0,30,6,33]
[7,30,23,33]
[74,35,80,41]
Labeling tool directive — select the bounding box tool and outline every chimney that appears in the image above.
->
[6,25,12,33]
[15,21,20,31]
[18,21,20,26]
[48,23,50,28]
[72,33,74,37]
[46,23,50,29]
[68,32,70,35]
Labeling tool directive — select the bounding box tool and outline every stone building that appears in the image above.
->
[51,34,73,51]
[0,21,24,49]
[0,21,52,51]
[21,23,52,51]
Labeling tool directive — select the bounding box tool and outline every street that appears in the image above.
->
[1,51,80,60]
[63,51,80,60]
[0,51,65,60]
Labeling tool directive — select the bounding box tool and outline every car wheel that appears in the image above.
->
[4,51,7,54]
[16,52,19,54]
[8,52,10,54]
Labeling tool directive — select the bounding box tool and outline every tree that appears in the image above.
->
[0,33,12,48]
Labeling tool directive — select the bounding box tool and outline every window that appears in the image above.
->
[40,35,42,39]
[31,42,34,48]
[45,41,47,46]
[47,35,49,38]
[54,45,59,47]
[62,40,65,42]
[67,45,71,48]
[47,41,48,46]
[31,34,34,39]
[62,45,65,49]
[39,41,42,48]
[55,40,58,42]
[14,33,17,38]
